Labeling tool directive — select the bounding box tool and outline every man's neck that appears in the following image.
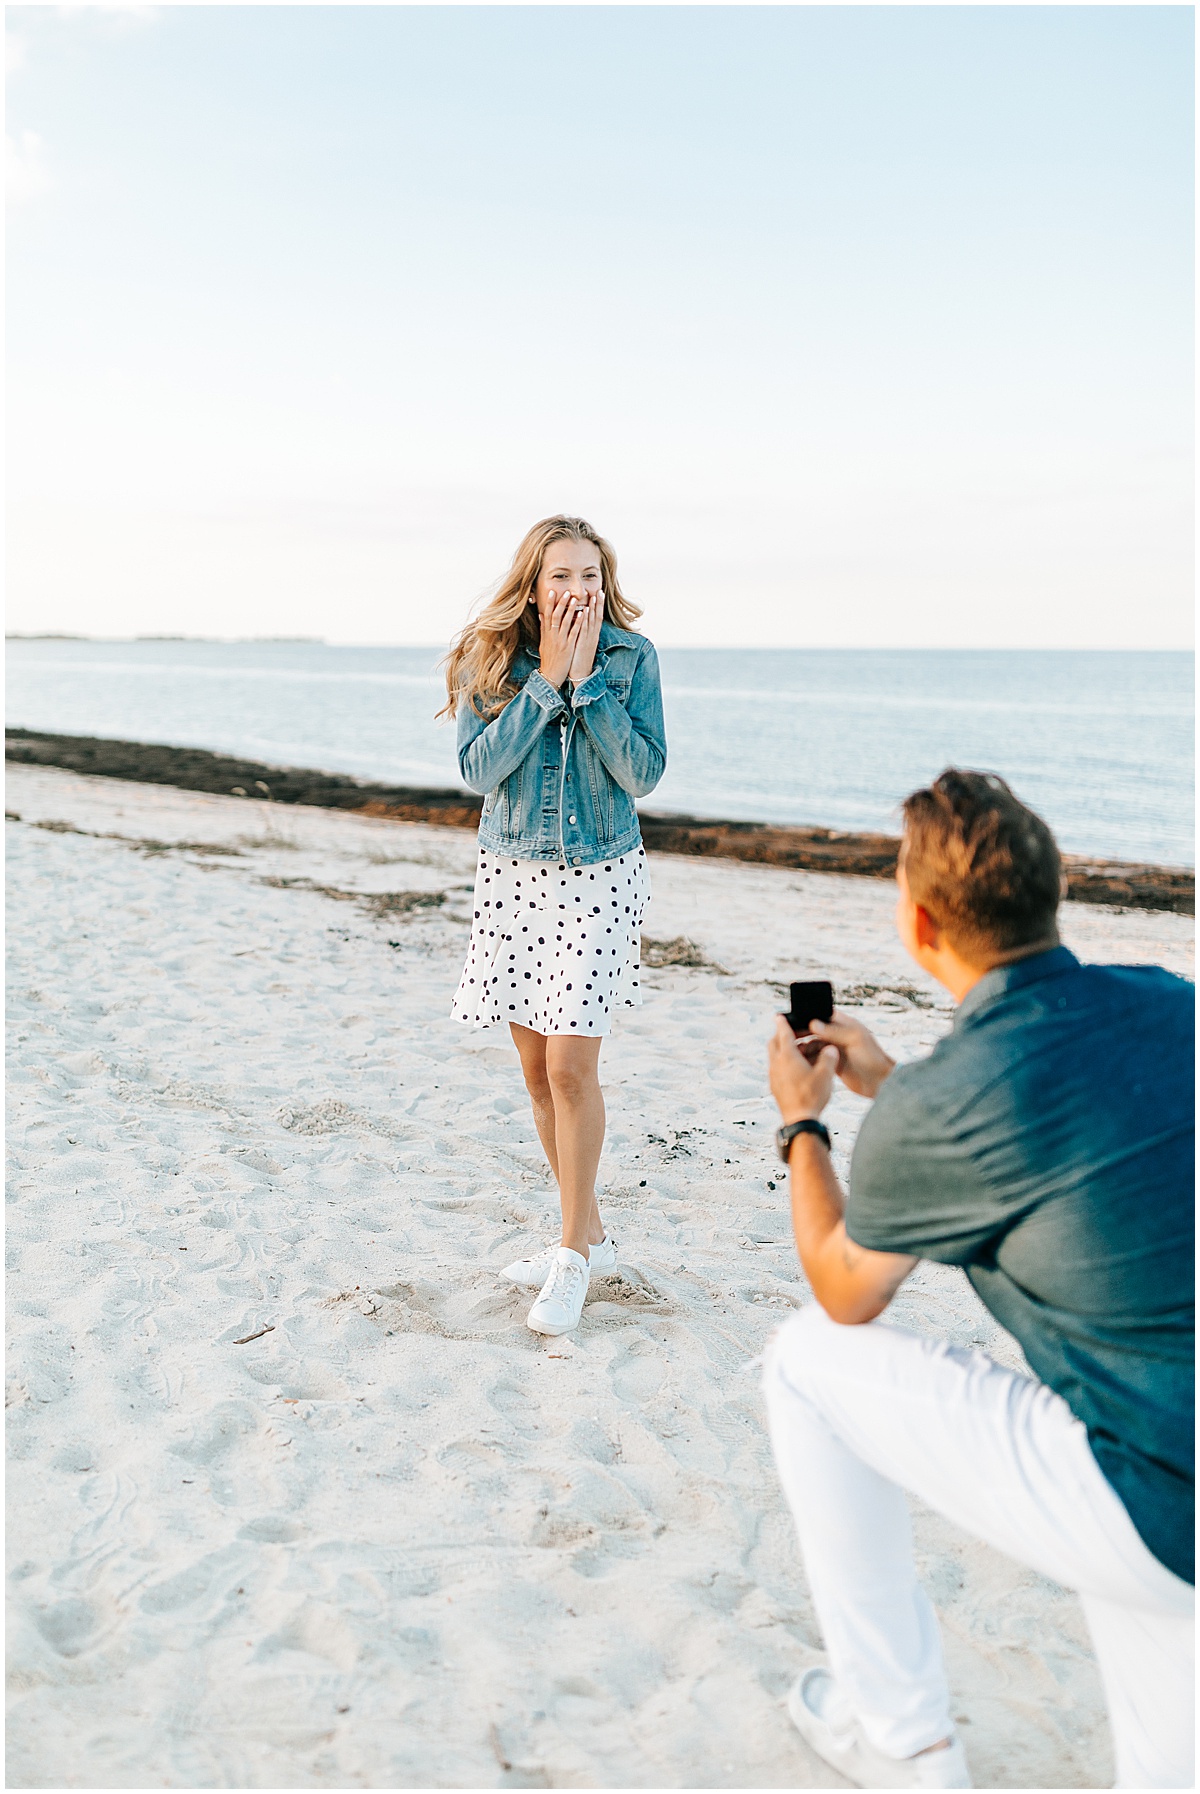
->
[929,935,1061,1005]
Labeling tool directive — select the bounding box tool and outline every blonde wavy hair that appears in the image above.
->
[439,515,641,719]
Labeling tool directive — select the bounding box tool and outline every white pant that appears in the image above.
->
[764,1305,1194,1788]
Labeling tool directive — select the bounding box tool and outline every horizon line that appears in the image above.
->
[6,634,1196,654]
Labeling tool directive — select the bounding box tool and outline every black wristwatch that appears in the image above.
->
[775,1118,832,1163]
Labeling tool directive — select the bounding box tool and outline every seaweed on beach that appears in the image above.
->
[8,730,1193,913]
[840,980,940,1011]
[26,818,243,857]
[641,935,727,972]
[646,1128,700,1161]
[762,978,947,1012]
[360,890,446,919]
[258,875,446,919]
[237,831,299,852]
[134,839,244,857]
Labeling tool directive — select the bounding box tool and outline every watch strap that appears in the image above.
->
[776,1118,832,1162]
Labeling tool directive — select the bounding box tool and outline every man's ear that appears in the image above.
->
[912,904,941,952]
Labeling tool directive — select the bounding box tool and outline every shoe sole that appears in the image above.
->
[526,1311,582,1336]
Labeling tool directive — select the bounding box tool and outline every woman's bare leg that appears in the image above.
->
[510,1024,605,1255]
[545,1035,605,1256]
[509,1024,559,1183]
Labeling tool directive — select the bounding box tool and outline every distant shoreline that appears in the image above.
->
[4,642,328,649]
[6,635,1194,653]
[7,728,1193,916]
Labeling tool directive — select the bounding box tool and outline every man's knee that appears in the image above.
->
[764,1301,851,1401]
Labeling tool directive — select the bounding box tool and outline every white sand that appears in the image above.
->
[6,763,1193,1790]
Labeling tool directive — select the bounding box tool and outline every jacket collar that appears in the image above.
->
[956,944,1080,1023]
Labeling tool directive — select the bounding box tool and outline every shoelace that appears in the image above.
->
[546,1261,584,1304]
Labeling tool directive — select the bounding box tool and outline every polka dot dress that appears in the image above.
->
[452,848,649,1036]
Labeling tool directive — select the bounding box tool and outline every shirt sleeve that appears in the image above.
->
[846,1066,1006,1265]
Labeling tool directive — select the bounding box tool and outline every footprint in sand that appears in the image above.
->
[371,1280,465,1339]
[608,1341,667,1404]
[33,1596,99,1659]
[487,1380,542,1437]
[139,1547,247,1616]
[238,1515,305,1543]
[734,1282,802,1310]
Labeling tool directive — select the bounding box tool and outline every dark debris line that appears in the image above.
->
[6,729,1193,915]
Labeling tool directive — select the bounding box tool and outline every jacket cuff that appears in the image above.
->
[569,667,609,709]
[524,670,568,717]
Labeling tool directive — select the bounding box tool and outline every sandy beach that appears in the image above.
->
[6,763,1194,1790]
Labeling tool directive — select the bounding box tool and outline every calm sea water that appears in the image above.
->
[6,639,1194,866]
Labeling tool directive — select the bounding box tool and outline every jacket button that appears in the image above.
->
[568,814,577,824]
[572,857,581,865]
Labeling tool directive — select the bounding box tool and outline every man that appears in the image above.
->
[764,769,1193,1790]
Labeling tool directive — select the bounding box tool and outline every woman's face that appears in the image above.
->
[532,537,603,621]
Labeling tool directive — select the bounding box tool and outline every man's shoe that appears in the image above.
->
[502,1234,616,1288]
[787,1669,971,1789]
[526,1248,590,1336]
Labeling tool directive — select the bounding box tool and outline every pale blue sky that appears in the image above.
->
[6,4,1194,646]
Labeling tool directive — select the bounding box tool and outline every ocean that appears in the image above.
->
[6,638,1194,866]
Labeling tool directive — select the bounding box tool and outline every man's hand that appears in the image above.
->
[767,1012,915,1324]
[768,1016,838,1121]
[807,1009,896,1099]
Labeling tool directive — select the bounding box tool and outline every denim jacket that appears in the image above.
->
[456,623,667,865]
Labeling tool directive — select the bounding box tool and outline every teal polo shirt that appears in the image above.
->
[846,947,1195,1585]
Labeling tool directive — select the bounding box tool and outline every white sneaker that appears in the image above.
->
[787,1669,972,1789]
[526,1247,590,1336]
[502,1234,617,1288]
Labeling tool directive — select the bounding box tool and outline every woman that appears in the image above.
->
[443,515,666,1337]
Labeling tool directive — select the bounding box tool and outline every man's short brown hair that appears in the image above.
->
[901,769,1062,962]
